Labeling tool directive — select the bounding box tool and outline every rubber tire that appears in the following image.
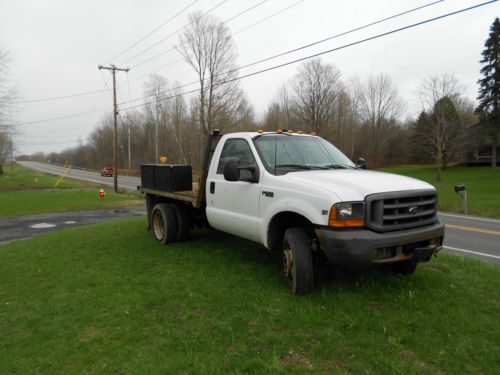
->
[282,228,314,295]
[151,203,178,244]
[392,259,417,275]
[172,203,190,241]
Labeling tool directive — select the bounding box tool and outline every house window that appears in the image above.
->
[478,147,492,158]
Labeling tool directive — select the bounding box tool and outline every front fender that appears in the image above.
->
[259,195,333,247]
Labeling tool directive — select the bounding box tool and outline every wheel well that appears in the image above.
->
[267,211,314,251]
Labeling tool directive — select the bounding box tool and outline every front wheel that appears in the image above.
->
[282,228,314,294]
[151,203,178,244]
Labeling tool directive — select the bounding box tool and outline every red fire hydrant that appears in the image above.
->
[99,188,106,200]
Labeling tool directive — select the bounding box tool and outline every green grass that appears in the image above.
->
[0,164,95,190]
[1,218,498,374]
[0,189,143,217]
[379,165,500,218]
[0,164,143,217]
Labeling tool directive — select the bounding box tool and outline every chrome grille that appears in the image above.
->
[366,190,438,232]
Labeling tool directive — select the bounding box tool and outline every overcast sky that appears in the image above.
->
[0,0,497,155]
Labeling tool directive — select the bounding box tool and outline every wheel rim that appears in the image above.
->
[152,210,165,240]
[283,246,293,281]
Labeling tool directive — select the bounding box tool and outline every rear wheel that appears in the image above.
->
[172,203,190,241]
[151,203,178,244]
[282,228,314,294]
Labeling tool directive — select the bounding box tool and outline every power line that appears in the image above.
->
[121,0,497,112]
[107,0,201,63]
[120,0,446,106]
[19,140,82,146]
[13,62,113,105]
[130,58,181,83]
[233,0,447,72]
[130,0,270,70]
[17,133,84,139]
[11,0,297,105]
[129,0,304,81]
[222,0,268,24]
[120,0,230,66]
[16,108,107,126]
[233,0,304,36]
[13,88,111,104]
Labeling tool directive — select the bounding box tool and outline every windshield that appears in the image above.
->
[253,134,355,175]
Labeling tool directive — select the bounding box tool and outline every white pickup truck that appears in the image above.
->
[139,130,444,294]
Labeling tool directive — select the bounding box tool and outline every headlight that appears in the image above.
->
[329,202,365,228]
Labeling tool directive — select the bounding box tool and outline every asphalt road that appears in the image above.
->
[0,207,146,245]
[17,161,141,191]
[439,212,500,264]
[17,161,500,264]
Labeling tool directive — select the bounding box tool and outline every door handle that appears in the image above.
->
[210,181,215,194]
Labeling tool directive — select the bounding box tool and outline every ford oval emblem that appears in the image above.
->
[408,206,419,215]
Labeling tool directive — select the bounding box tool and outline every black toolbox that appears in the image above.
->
[140,164,192,192]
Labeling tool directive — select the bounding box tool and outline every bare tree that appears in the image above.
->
[263,83,295,131]
[263,101,282,130]
[418,74,468,181]
[357,74,403,165]
[178,12,242,136]
[0,49,17,174]
[165,82,188,164]
[290,58,341,134]
[144,74,168,161]
[276,83,294,130]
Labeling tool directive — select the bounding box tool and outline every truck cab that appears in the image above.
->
[206,131,444,293]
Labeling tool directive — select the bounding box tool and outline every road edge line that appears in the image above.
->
[443,246,500,260]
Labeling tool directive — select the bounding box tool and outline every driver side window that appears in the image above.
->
[217,138,257,179]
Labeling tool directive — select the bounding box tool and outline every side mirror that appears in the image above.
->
[223,157,260,183]
[223,157,240,181]
[356,157,366,169]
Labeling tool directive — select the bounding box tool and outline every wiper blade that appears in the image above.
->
[323,164,355,169]
[275,164,314,170]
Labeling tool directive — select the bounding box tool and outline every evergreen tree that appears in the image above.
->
[476,17,500,120]
[409,111,433,164]
[476,17,499,167]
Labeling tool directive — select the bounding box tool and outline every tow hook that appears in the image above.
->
[413,247,437,263]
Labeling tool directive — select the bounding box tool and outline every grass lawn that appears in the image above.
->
[0,164,142,217]
[379,165,500,218]
[0,218,498,374]
[0,164,94,190]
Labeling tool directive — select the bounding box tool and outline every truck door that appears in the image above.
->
[206,138,261,242]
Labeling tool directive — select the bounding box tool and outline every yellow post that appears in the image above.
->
[53,163,72,188]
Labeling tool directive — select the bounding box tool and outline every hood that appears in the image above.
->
[286,169,436,202]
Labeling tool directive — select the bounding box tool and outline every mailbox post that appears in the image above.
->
[454,184,467,214]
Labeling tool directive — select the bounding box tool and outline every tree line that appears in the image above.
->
[9,15,500,179]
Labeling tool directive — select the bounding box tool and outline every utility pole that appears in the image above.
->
[98,64,130,193]
[128,125,131,175]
